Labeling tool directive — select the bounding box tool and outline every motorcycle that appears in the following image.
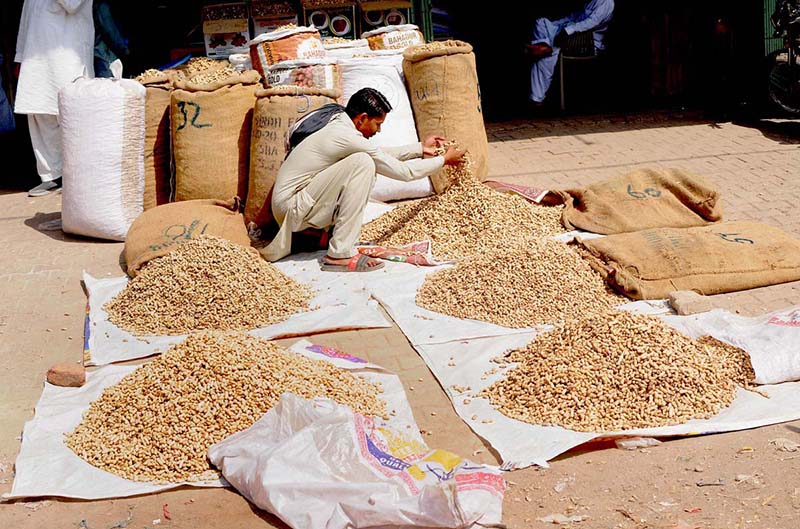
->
[767,0,800,114]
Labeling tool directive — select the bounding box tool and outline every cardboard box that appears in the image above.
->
[202,3,251,59]
[252,1,299,37]
[253,15,299,37]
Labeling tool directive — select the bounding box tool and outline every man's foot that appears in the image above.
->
[28,178,62,197]
[526,43,554,58]
[320,254,384,272]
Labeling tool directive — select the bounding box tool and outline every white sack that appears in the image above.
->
[662,306,800,385]
[324,38,370,59]
[339,57,432,202]
[209,394,505,529]
[60,77,145,241]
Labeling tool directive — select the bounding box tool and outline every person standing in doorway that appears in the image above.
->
[14,0,94,197]
[527,0,615,106]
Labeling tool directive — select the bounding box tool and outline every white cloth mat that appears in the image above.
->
[415,332,800,470]
[84,253,391,365]
[7,339,417,500]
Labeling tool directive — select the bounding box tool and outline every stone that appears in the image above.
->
[46,363,86,387]
[668,290,718,316]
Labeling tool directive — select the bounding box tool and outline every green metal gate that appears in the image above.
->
[764,0,784,55]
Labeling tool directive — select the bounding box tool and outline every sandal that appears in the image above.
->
[319,254,385,272]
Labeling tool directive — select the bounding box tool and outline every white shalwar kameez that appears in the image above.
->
[14,0,94,183]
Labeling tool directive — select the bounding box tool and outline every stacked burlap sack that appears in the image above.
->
[403,41,489,193]
[553,168,800,300]
[246,85,340,226]
[138,70,176,210]
[171,70,261,202]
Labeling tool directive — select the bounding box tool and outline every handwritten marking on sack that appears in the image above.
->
[768,309,800,327]
[626,184,662,199]
[306,344,367,363]
[716,233,755,245]
[176,102,212,130]
[147,220,210,252]
[414,80,440,102]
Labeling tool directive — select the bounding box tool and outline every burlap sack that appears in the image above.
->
[171,70,261,202]
[245,86,339,225]
[403,41,489,193]
[124,198,250,277]
[577,221,800,300]
[555,168,723,234]
[139,71,175,210]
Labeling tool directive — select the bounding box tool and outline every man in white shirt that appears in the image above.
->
[261,88,465,271]
[14,0,94,196]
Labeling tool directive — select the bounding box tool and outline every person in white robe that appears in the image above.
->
[14,0,94,196]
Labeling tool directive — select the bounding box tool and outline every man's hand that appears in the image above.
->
[443,146,467,166]
[422,135,447,157]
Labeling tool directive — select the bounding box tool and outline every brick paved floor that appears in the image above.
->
[1,112,799,528]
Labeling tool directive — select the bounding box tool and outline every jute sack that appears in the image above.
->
[555,168,723,234]
[403,41,489,193]
[576,221,800,300]
[138,71,175,210]
[171,70,260,202]
[124,198,250,277]
[245,86,339,225]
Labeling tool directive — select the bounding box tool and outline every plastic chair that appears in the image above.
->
[558,30,598,111]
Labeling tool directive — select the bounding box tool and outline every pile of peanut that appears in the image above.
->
[417,238,623,328]
[66,332,387,482]
[360,174,564,261]
[481,310,756,432]
[412,40,465,54]
[186,65,238,85]
[105,236,313,335]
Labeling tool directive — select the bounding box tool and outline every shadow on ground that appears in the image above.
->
[733,119,800,145]
[485,110,714,142]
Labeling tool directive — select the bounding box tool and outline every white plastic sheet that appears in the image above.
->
[367,261,542,345]
[415,333,800,470]
[209,394,505,529]
[662,306,800,385]
[364,253,800,469]
[7,340,415,500]
[84,255,390,365]
[366,259,669,346]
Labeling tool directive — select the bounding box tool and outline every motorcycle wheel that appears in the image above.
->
[767,49,800,115]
